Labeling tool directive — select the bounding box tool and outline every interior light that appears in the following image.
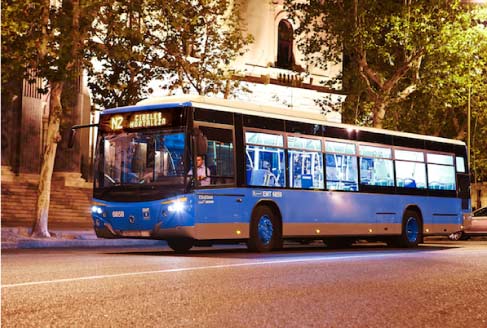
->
[315,229,321,234]
[236,230,241,235]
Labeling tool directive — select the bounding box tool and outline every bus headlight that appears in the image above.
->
[168,200,185,213]
[92,206,104,215]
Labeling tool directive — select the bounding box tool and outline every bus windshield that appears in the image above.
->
[95,129,186,189]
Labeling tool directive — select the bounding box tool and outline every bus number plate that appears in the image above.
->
[112,211,125,218]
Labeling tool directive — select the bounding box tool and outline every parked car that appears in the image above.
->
[449,206,487,240]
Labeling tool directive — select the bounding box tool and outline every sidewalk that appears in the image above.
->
[1,227,167,250]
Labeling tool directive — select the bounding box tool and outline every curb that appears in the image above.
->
[1,227,167,250]
[2,238,167,250]
[16,239,167,249]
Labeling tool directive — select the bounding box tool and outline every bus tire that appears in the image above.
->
[167,238,194,253]
[247,205,282,252]
[395,210,423,248]
[449,231,470,241]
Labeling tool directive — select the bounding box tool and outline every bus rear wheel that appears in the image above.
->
[248,205,282,252]
[449,231,470,241]
[393,210,423,248]
[167,238,194,253]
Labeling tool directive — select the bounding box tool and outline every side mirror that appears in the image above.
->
[68,123,99,148]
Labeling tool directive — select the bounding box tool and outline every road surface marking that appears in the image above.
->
[1,251,419,289]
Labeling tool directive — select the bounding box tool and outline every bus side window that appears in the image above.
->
[426,153,455,190]
[198,126,235,185]
[359,157,394,187]
[246,145,284,187]
[245,131,285,187]
[325,153,358,191]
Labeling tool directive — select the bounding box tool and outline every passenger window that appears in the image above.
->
[245,132,285,187]
[245,131,283,147]
[427,153,454,165]
[325,141,358,191]
[395,149,424,162]
[395,149,426,189]
[395,161,427,189]
[288,136,323,189]
[325,141,356,155]
[456,157,466,173]
[359,145,394,187]
[246,145,285,187]
[427,153,456,190]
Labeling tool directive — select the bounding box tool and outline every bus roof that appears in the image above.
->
[105,95,464,146]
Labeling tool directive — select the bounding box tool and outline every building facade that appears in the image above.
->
[1,0,344,180]
[1,75,93,181]
[233,0,345,118]
[147,0,346,120]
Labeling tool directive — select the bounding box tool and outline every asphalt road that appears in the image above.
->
[2,240,487,328]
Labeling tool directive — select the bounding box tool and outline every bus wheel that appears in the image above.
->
[248,206,281,252]
[448,231,463,241]
[449,231,470,241]
[167,238,194,253]
[395,210,423,248]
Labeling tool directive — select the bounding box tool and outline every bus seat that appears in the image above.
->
[250,169,267,186]
[301,174,313,188]
[429,182,440,190]
[404,178,416,188]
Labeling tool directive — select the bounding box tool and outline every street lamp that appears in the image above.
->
[463,0,487,210]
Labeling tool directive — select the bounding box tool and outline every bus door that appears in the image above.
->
[455,155,470,210]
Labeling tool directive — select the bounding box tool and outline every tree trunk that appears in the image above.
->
[372,98,387,129]
[32,81,64,238]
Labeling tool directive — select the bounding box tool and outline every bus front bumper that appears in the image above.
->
[94,221,197,240]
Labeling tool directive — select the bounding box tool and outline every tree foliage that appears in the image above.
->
[287,0,466,128]
[86,0,166,109]
[287,0,487,181]
[1,0,252,236]
[2,0,101,237]
[87,0,252,109]
[383,6,487,181]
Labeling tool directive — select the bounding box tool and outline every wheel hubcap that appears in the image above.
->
[258,215,273,245]
[406,217,419,242]
[449,232,462,241]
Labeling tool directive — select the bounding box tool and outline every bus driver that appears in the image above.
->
[188,155,211,186]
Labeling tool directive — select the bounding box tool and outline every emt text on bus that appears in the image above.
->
[84,96,471,252]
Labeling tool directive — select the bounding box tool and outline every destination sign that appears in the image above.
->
[110,112,167,130]
[129,112,166,128]
[100,108,184,132]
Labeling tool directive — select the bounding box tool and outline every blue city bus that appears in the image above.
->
[87,96,471,252]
